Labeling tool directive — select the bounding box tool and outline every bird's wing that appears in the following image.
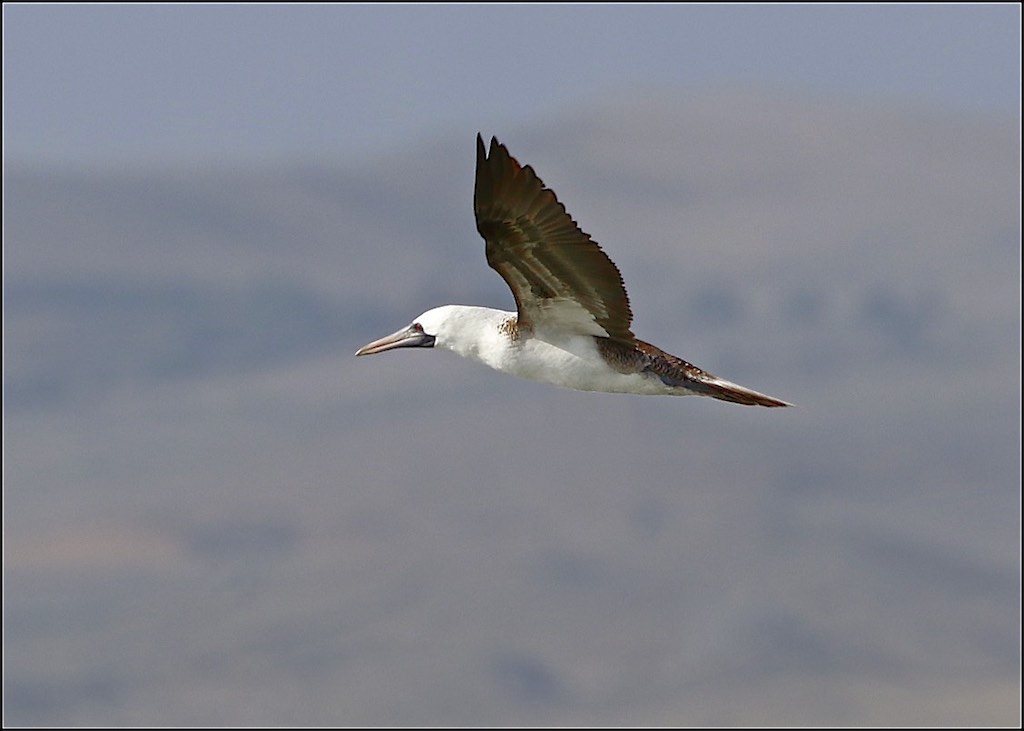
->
[473,134,635,344]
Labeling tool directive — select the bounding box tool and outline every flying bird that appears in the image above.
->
[356,134,791,407]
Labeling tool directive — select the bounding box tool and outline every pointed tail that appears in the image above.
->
[688,375,792,407]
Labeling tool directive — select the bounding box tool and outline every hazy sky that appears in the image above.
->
[4,3,1020,167]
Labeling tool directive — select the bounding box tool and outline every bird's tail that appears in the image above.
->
[687,374,792,407]
[632,339,791,407]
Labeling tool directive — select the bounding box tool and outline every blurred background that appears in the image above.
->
[3,4,1020,726]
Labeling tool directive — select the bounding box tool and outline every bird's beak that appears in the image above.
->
[355,324,435,356]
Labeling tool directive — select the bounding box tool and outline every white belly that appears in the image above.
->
[494,335,674,396]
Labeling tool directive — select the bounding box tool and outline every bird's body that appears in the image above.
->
[357,135,791,408]
[411,304,657,395]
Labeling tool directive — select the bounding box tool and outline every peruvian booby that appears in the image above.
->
[356,134,791,407]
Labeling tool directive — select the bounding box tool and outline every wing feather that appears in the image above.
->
[474,134,635,344]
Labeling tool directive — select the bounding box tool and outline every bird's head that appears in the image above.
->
[355,305,509,358]
[354,309,444,356]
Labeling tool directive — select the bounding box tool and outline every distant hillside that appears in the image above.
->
[4,92,1019,726]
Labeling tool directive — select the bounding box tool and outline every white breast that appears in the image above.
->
[490,332,670,395]
[427,304,675,396]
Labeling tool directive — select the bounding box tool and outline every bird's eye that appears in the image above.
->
[411,323,423,333]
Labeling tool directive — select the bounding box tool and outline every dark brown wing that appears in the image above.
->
[473,134,635,344]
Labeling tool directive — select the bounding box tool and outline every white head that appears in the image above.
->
[355,305,509,358]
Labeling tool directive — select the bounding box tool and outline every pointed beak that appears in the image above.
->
[355,324,435,356]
